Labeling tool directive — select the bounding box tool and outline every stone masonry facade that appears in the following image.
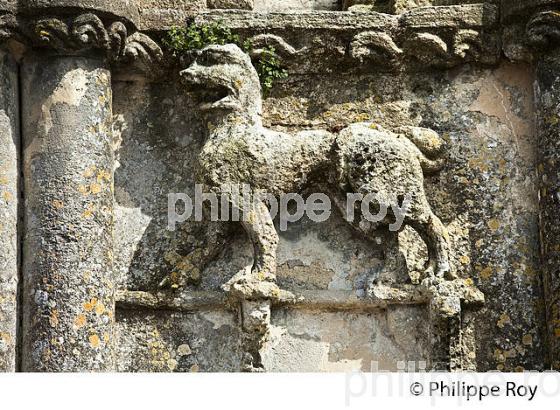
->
[0,0,559,372]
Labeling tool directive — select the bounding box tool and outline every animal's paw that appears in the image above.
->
[222,267,284,300]
[423,261,456,281]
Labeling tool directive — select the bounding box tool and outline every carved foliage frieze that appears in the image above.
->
[0,12,162,65]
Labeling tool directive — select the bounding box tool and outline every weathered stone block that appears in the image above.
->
[208,0,254,10]
[254,0,341,11]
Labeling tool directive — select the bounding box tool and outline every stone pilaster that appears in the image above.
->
[0,47,20,372]
[535,52,560,370]
[21,53,115,371]
[502,0,560,370]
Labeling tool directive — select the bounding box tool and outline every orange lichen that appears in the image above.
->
[74,314,87,328]
[89,334,100,348]
[90,183,102,194]
[479,266,493,280]
[83,298,98,312]
[487,219,500,232]
[49,310,59,328]
[95,302,105,316]
[52,199,64,209]
[522,334,533,346]
[97,170,111,183]
[497,313,511,328]
[83,166,97,178]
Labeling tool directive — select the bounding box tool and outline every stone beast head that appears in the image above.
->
[180,44,263,124]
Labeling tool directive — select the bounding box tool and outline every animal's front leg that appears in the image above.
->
[223,201,281,300]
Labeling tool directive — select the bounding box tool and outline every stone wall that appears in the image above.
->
[0,0,559,372]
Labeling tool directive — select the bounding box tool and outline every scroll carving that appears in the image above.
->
[31,13,163,64]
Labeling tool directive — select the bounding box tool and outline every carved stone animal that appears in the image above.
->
[180,44,453,299]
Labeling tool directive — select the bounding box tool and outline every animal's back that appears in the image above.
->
[334,123,427,201]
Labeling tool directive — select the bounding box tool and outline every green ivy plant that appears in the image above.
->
[164,22,288,96]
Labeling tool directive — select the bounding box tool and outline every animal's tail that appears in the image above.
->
[397,126,446,174]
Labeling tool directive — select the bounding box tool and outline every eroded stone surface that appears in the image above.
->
[21,54,116,372]
[0,49,19,372]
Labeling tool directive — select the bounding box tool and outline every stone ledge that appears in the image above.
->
[116,286,428,312]
[18,0,140,26]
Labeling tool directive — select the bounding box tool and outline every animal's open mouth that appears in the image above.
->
[196,83,238,111]
[181,70,240,112]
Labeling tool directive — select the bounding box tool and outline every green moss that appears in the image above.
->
[164,22,288,96]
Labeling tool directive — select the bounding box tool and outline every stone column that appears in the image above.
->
[535,51,560,370]
[0,48,20,372]
[21,53,115,371]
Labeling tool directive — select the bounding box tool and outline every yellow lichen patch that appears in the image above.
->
[167,359,178,371]
[522,334,533,346]
[74,314,87,328]
[190,364,199,372]
[49,310,59,328]
[83,166,97,178]
[354,113,370,122]
[514,366,525,372]
[83,298,98,312]
[78,184,90,195]
[479,266,493,280]
[555,328,560,338]
[468,157,489,172]
[494,349,506,363]
[475,239,484,248]
[96,170,111,184]
[2,191,13,201]
[82,203,95,219]
[497,313,511,328]
[90,183,102,194]
[0,176,8,185]
[547,114,559,126]
[464,278,474,286]
[0,332,12,344]
[103,332,110,343]
[95,302,105,316]
[487,219,500,232]
[89,334,100,348]
[52,199,64,209]
[459,255,471,265]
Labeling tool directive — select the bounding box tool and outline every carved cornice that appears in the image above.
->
[4,2,560,72]
[0,3,162,67]
[194,4,500,73]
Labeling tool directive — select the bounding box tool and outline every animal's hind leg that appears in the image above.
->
[409,211,454,280]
